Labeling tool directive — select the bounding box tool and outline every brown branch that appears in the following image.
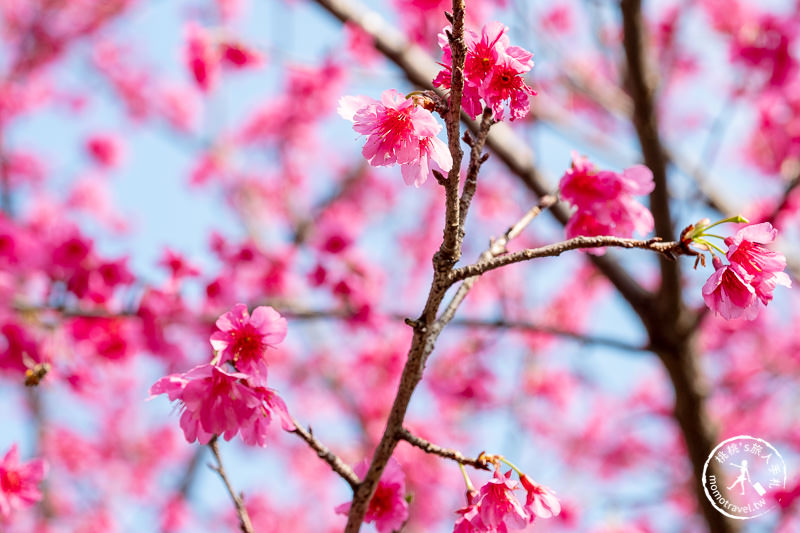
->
[766,171,800,226]
[436,2,466,270]
[620,4,736,533]
[449,236,683,283]
[342,2,470,530]
[620,0,680,316]
[208,437,256,533]
[290,419,360,489]
[397,427,490,470]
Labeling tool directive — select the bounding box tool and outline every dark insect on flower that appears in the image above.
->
[22,353,51,387]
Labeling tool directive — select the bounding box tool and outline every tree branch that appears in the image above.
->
[290,419,361,489]
[620,4,736,532]
[458,109,494,232]
[449,236,683,283]
[447,317,648,353]
[620,0,680,316]
[208,437,256,533]
[397,427,490,470]
[342,2,470,530]
[436,1,466,269]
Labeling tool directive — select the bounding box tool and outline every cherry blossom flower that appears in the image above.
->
[338,89,452,186]
[220,41,262,69]
[434,22,536,121]
[159,248,201,281]
[209,304,287,383]
[0,444,47,521]
[699,222,790,320]
[185,23,218,92]
[519,475,560,521]
[703,256,759,320]
[85,133,124,168]
[453,491,489,533]
[475,469,528,530]
[149,363,294,446]
[335,457,408,532]
[559,153,655,253]
[725,222,791,304]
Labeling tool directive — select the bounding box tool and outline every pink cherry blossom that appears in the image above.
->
[559,153,655,253]
[159,248,201,281]
[434,22,536,121]
[149,363,294,446]
[452,491,488,533]
[338,89,452,186]
[519,474,560,521]
[702,256,759,320]
[209,304,287,383]
[185,23,218,92]
[335,457,409,532]
[0,444,47,521]
[220,40,263,69]
[85,133,124,168]
[725,222,791,304]
[475,469,529,530]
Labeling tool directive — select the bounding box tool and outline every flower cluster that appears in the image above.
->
[433,21,537,121]
[0,444,46,521]
[338,89,453,187]
[453,469,560,532]
[150,304,294,446]
[559,153,655,253]
[701,222,791,320]
[335,457,409,532]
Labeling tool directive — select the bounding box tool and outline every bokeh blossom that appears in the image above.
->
[559,153,655,253]
[336,457,409,532]
[0,444,46,521]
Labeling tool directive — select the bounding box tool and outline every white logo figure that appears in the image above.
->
[727,460,750,495]
[702,435,787,520]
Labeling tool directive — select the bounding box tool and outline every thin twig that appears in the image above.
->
[450,236,682,283]
[290,418,360,489]
[177,446,206,497]
[208,437,256,533]
[447,317,648,353]
[397,427,490,470]
[766,171,800,226]
[458,108,494,231]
